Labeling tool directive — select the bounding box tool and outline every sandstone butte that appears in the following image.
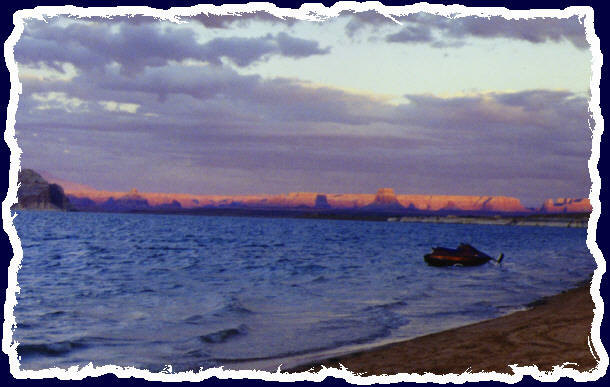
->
[52,182,591,214]
[541,198,593,213]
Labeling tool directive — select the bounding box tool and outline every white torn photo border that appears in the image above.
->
[2,2,606,383]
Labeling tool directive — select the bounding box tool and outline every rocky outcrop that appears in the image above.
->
[14,169,71,210]
[395,195,529,213]
[68,188,185,212]
[65,188,532,214]
[314,194,331,209]
[64,185,591,216]
[264,192,319,208]
[480,197,527,212]
[155,200,182,210]
[100,188,150,211]
[363,188,405,211]
[66,195,96,209]
[326,194,376,209]
[541,198,592,213]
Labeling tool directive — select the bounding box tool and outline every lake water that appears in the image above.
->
[11,211,595,371]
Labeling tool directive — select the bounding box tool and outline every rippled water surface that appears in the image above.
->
[12,211,595,371]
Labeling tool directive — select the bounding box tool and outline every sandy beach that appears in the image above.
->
[290,285,598,375]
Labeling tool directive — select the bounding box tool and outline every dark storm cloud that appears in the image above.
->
[342,10,398,37]
[183,11,297,29]
[392,91,590,163]
[397,90,588,131]
[18,62,391,130]
[385,25,434,43]
[18,53,589,144]
[98,64,262,101]
[346,12,588,48]
[14,17,591,202]
[200,33,330,67]
[275,32,331,58]
[14,19,329,73]
[18,59,590,185]
[453,16,588,48]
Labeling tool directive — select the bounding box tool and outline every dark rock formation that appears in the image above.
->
[540,198,592,213]
[314,194,331,209]
[99,188,151,211]
[155,200,182,210]
[441,200,460,211]
[66,195,97,210]
[363,188,405,211]
[14,169,71,210]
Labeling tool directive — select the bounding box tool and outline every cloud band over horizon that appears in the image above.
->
[12,11,594,207]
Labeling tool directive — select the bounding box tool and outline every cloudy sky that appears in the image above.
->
[13,9,593,207]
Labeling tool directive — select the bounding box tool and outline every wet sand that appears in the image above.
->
[290,285,598,375]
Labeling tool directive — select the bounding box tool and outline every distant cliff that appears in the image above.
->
[14,169,71,211]
[394,195,529,213]
[67,188,182,212]
[100,188,151,211]
[362,188,405,211]
[541,198,592,213]
[59,182,591,216]
[65,187,534,215]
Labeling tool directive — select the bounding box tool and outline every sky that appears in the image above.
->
[12,8,594,207]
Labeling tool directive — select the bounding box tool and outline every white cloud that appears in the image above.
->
[31,91,87,112]
[99,100,140,114]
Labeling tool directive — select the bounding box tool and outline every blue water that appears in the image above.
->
[12,211,595,371]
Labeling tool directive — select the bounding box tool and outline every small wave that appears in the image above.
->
[165,247,193,251]
[146,252,166,259]
[42,310,67,317]
[16,322,35,329]
[362,300,409,312]
[291,263,327,276]
[87,246,109,254]
[213,297,254,317]
[127,311,149,320]
[416,305,494,319]
[79,335,137,346]
[225,304,253,315]
[42,235,75,242]
[497,304,528,315]
[146,268,170,275]
[472,300,493,308]
[211,328,395,364]
[183,314,204,325]
[242,243,270,248]
[18,340,86,357]
[144,245,191,251]
[22,243,41,249]
[199,324,247,344]
[184,349,209,358]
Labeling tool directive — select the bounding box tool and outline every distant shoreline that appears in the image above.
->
[17,206,591,227]
[389,214,589,228]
